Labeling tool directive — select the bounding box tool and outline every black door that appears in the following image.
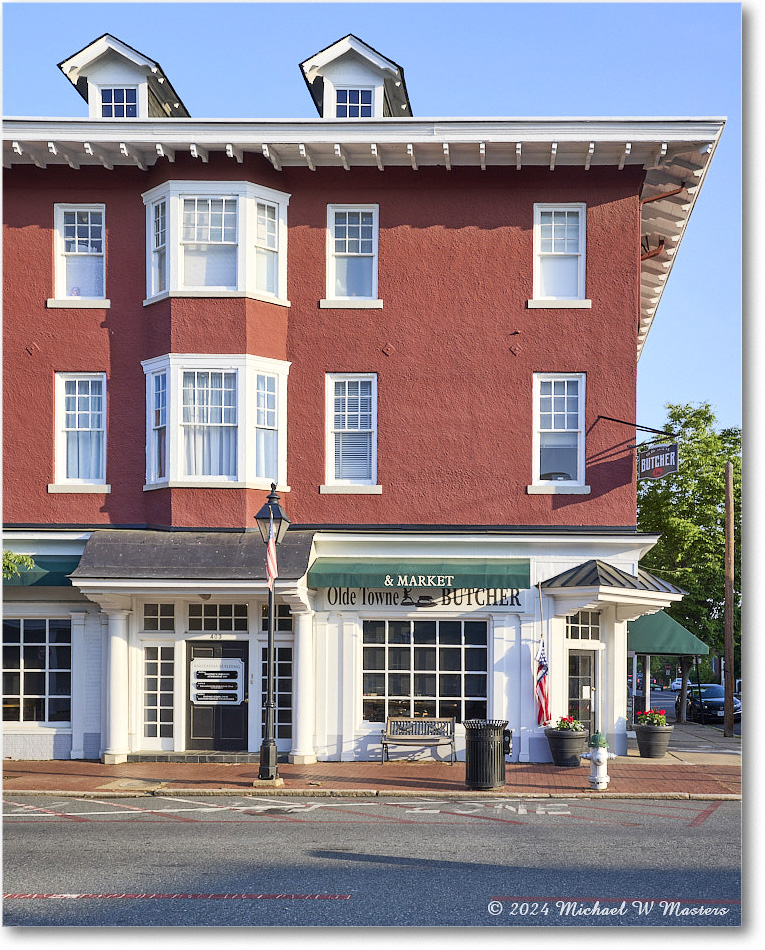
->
[187,641,248,750]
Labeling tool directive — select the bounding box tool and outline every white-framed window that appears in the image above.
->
[566,611,600,640]
[362,619,489,723]
[336,87,374,117]
[53,204,106,301]
[2,617,72,724]
[531,203,587,303]
[100,86,138,118]
[53,373,107,487]
[322,204,381,307]
[530,373,588,492]
[324,373,378,488]
[142,353,290,489]
[142,181,290,304]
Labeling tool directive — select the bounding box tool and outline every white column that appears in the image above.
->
[102,609,130,764]
[289,609,317,763]
[69,611,87,760]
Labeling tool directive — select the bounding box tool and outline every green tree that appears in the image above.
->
[2,551,36,580]
[637,404,741,669]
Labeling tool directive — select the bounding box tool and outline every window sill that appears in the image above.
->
[47,298,111,309]
[526,484,591,495]
[527,299,592,309]
[2,724,73,733]
[319,484,383,494]
[143,291,290,307]
[319,299,383,309]
[144,481,291,491]
[47,483,111,494]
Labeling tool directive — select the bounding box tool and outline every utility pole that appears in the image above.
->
[723,461,735,737]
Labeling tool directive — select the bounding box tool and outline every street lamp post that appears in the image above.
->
[254,483,291,781]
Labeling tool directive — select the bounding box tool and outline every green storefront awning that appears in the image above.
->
[627,611,709,656]
[307,558,530,590]
[3,555,81,587]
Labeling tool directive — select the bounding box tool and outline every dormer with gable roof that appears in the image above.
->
[58,33,189,119]
[300,34,411,118]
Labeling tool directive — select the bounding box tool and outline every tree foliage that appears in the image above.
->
[2,551,36,579]
[637,404,741,664]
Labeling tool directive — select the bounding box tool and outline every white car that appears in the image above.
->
[669,678,684,691]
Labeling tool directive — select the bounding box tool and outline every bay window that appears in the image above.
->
[143,181,290,303]
[142,353,289,489]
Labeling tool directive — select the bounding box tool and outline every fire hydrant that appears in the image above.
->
[579,732,617,790]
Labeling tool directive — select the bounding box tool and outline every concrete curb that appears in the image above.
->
[2,788,742,801]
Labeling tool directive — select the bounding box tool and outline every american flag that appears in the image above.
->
[536,635,551,725]
[266,515,278,592]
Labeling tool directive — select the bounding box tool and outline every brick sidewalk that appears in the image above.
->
[2,755,741,799]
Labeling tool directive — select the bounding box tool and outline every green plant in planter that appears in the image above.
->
[553,716,585,732]
[635,708,667,726]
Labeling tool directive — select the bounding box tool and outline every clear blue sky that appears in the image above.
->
[3,1,743,432]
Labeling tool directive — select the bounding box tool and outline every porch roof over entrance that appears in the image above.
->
[627,610,709,656]
[70,528,316,581]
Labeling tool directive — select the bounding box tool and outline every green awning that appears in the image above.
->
[3,555,80,587]
[307,558,530,590]
[627,611,709,656]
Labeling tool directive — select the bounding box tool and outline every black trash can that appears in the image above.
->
[464,719,510,790]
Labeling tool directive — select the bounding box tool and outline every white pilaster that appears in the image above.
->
[289,609,317,763]
[103,609,131,763]
[68,611,87,760]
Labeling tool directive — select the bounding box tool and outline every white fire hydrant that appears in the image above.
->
[579,732,618,790]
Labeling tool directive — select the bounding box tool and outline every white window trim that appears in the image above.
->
[528,372,590,494]
[50,203,108,306]
[322,204,381,306]
[88,81,149,119]
[321,79,385,119]
[49,372,109,492]
[141,353,290,490]
[323,372,379,490]
[529,202,589,306]
[142,181,290,305]
[334,85,377,118]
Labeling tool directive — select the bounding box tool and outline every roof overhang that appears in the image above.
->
[3,115,723,354]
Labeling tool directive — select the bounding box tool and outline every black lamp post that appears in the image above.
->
[254,483,291,781]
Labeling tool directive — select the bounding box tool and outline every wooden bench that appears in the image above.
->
[380,717,456,764]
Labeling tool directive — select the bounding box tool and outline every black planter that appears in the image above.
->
[544,728,588,767]
[634,724,674,758]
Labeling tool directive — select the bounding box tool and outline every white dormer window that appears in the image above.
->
[336,88,373,118]
[100,86,138,118]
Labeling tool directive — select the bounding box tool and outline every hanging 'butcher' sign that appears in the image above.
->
[637,443,679,480]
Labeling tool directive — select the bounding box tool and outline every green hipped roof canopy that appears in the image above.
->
[627,611,709,656]
[307,558,530,590]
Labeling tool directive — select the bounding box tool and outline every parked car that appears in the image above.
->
[675,684,741,723]
[669,678,684,691]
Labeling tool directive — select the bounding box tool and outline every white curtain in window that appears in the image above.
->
[65,256,104,297]
[334,256,373,297]
[183,245,237,287]
[184,426,237,476]
[66,431,104,480]
[255,428,277,480]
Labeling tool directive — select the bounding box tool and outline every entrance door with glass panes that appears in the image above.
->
[568,650,595,736]
[260,603,293,752]
[362,619,488,723]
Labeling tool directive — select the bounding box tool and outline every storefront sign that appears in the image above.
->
[637,443,679,480]
[325,587,523,609]
[190,658,244,705]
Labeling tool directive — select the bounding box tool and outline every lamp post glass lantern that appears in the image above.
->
[255,483,290,780]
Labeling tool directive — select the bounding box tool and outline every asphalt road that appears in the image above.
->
[3,795,741,927]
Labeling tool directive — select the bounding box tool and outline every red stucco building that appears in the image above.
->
[3,34,723,763]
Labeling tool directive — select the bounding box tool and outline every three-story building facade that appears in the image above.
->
[3,34,723,762]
